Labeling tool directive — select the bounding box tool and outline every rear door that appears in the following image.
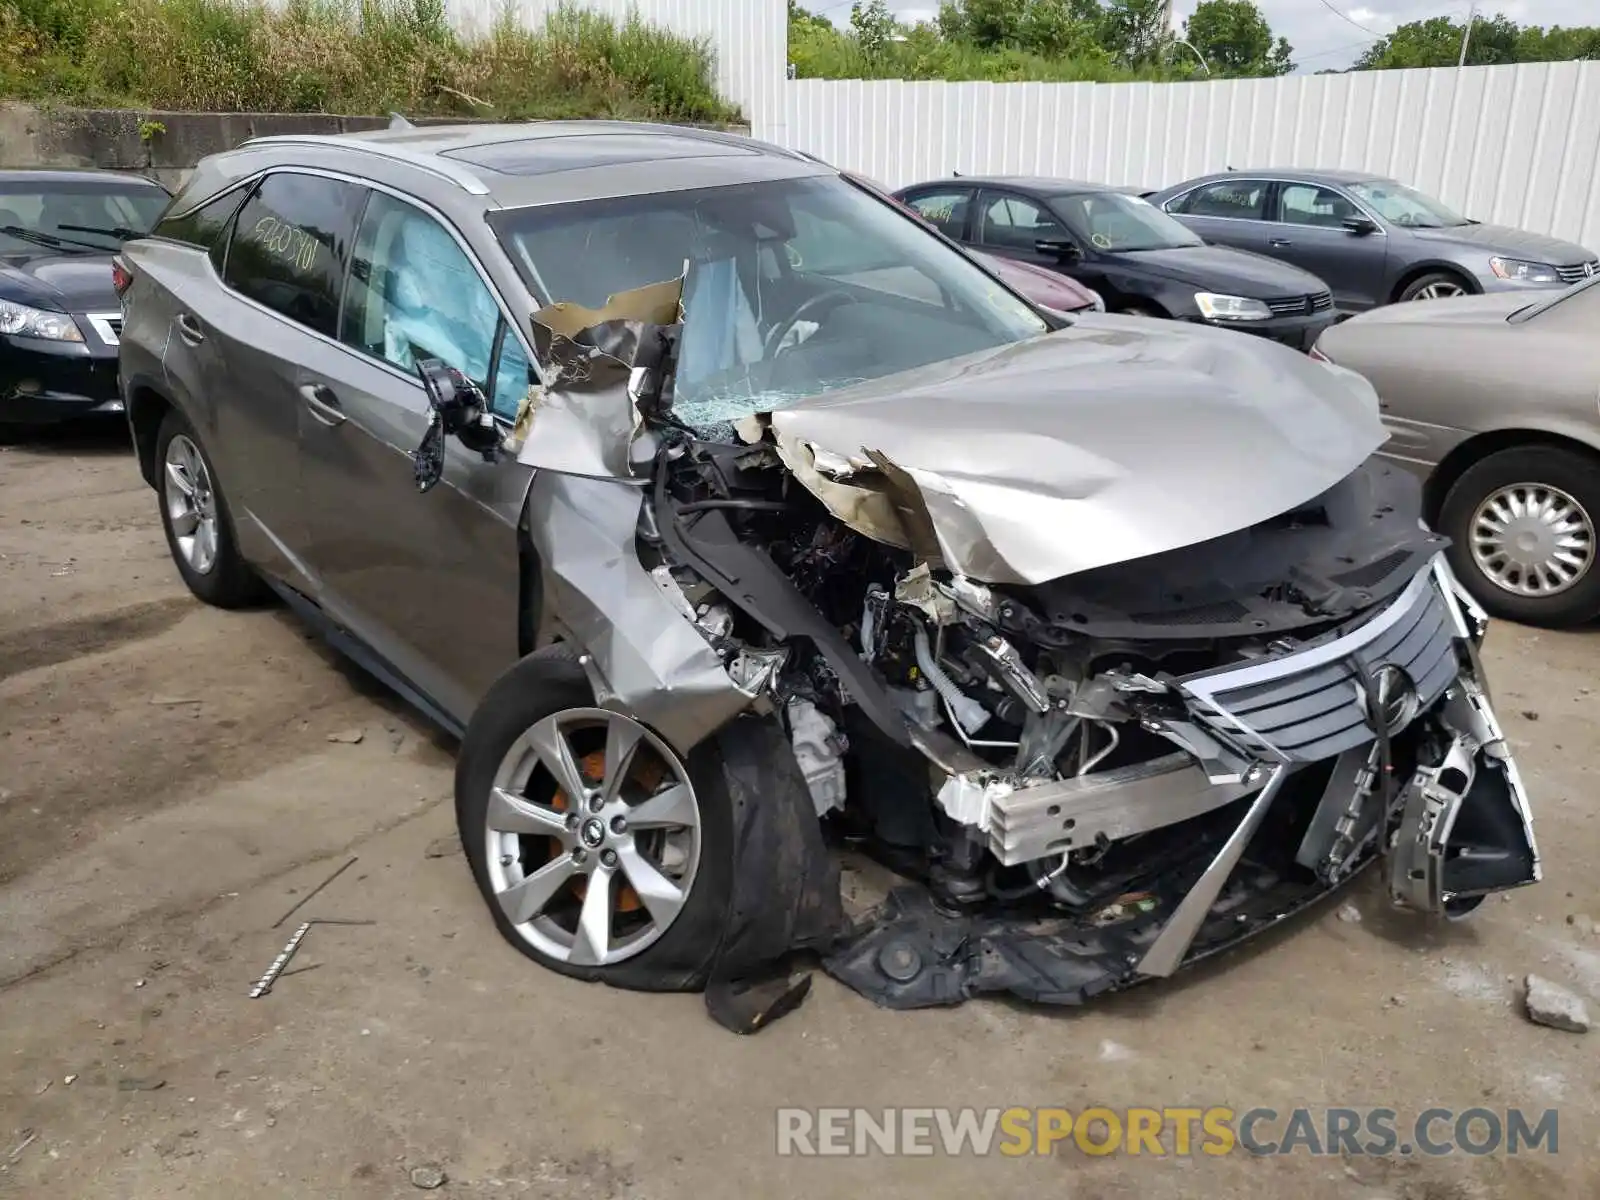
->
[1267,181,1390,312]
[148,173,364,589]
[1163,179,1273,253]
[897,186,977,245]
[294,187,534,724]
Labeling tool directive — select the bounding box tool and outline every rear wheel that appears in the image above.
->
[1398,271,1472,302]
[455,647,736,989]
[1438,445,1600,627]
[154,409,265,608]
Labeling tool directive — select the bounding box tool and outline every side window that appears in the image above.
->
[1277,184,1358,228]
[1180,181,1268,221]
[341,191,501,394]
[978,193,1067,251]
[151,184,251,271]
[905,189,972,239]
[491,326,535,422]
[224,172,366,338]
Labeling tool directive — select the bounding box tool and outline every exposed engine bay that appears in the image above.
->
[445,274,1543,1026]
[629,419,1539,1007]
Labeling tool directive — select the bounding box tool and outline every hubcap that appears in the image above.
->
[162,434,219,575]
[484,708,701,967]
[1413,281,1466,300]
[1470,482,1595,597]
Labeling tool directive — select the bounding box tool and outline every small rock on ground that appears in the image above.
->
[409,1163,448,1189]
[423,837,461,860]
[1524,974,1590,1033]
[327,729,365,745]
[1336,903,1362,924]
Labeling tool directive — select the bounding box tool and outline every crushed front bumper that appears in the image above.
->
[825,556,1538,1009]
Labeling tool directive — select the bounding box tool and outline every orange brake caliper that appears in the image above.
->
[550,749,643,914]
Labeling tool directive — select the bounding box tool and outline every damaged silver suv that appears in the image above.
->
[118,123,1539,1030]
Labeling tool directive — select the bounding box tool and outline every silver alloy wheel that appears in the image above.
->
[1469,481,1596,597]
[485,708,701,967]
[163,433,220,575]
[1412,280,1467,300]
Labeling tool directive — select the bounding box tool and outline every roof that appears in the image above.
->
[0,168,168,188]
[1196,167,1392,185]
[905,175,1146,197]
[236,121,826,208]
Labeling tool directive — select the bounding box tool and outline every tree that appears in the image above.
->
[1101,0,1170,67]
[1183,0,1292,76]
[938,0,1027,48]
[850,0,897,60]
[1355,13,1520,70]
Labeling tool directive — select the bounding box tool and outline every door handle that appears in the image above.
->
[298,382,346,427]
[175,312,204,345]
[1269,238,1293,247]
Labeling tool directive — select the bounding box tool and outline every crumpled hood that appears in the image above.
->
[770,314,1387,585]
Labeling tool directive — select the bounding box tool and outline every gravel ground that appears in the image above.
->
[2,425,1598,1199]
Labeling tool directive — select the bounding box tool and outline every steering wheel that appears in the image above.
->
[764,289,857,358]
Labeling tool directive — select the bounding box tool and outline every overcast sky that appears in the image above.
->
[855,2,1595,72]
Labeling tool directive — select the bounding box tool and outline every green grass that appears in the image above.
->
[0,0,741,122]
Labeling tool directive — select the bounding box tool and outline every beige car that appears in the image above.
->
[1314,276,1600,627]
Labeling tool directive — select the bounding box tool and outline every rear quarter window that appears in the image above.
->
[152,185,252,270]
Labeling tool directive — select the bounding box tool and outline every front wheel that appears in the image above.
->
[1438,445,1600,627]
[1399,271,1472,302]
[455,646,736,989]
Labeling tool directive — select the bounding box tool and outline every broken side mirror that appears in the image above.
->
[412,358,503,493]
[1036,237,1082,262]
[1342,216,1379,237]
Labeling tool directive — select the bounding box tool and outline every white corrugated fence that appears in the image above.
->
[444,1,1600,247]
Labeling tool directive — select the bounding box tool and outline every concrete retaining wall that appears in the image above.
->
[0,103,750,191]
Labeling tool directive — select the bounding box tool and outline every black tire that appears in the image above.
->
[153,408,266,609]
[1438,445,1600,627]
[1120,302,1166,318]
[455,645,736,990]
[1397,270,1474,303]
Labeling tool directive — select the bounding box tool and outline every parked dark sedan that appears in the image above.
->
[1149,169,1598,315]
[0,169,171,439]
[894,175,1336,350]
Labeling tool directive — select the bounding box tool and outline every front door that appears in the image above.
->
[973,189,1074,271]
[294,188,534,724]
[1268,182,1390,312]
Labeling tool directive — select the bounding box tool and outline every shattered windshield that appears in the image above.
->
[0,180,169,256]
[490,176,1048,433]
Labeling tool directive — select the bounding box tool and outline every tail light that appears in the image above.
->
[111,256,133,298]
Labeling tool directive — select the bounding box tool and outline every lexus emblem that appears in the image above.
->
[1361,664,1418,734]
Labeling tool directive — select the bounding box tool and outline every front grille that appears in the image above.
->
[1265,291,1332,316]
[1177,569,1459,764]
[1556,261,1598,284]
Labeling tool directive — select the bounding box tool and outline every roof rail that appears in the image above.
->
[237,134,490,196]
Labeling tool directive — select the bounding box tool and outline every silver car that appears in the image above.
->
[1149,169,1597,315]
[1314,276,1600,628]
[116,124,1538,1029]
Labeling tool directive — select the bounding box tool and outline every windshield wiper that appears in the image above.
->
[58,222,144,241]
[0,225,113,254]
